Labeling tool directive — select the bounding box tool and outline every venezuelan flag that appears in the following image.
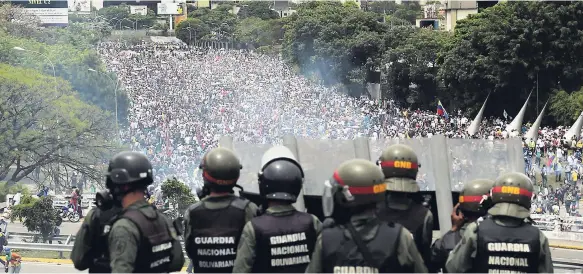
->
[437,99,449,119]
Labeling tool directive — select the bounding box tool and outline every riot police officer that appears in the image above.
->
[233,146,321,273]
[71,191,122,272]
[306,159,427,273]
[103,151,184,272]
[184,147,258,273]
[430,178,493,272]
[376,144,433,266]
[446,172,554,273]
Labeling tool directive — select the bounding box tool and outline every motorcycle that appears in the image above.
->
[58,205,80,223]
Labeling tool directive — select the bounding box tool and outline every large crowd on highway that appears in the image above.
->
[96,41,582,219]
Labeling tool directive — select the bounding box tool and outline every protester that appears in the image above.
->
[98,41,582,218]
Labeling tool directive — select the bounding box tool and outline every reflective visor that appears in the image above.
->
[332,171,386,194]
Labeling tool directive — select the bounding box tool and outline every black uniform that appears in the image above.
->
[185,196,251,273]
[429,227,463,272]
[71,206,122,273]
[321,219,406,273]
[251,210,316,273]
[89,207,122,273]
[473,218,540,273]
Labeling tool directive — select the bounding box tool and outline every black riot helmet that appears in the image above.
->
[104,151,153,207]
[258,146,304,203]
[200,147,242,192]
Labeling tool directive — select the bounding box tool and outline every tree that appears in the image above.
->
[176,18,211,45]
[0,64,118,187]
[11,196,60,242]
[549,88,583,125]
[0,4,42,39]
[367,1,420,24]
[0,33,129,125]
[282,2,388,86]
[438,1,583,119]
[0,182,29,203]
[189,4,238,41]
[382,29,452,108]
[97,4,130,26]
[238,1,279,20]
[234,17,281,49]
[161,178,197,215]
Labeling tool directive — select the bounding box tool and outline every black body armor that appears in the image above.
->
[186,197,250,273]
[251,211,316,273]
[473,218,540,273]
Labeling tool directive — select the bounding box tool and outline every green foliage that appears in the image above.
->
[343,0,360,10]
[282,3,391,86]
[238,1,279,20]
[176,18,211,44]
[161,178,196,214]
[550,88,583,125]
[0,64,118,185]
[97,4,156,29]
[367,1,420,24]
[11,196,60,242]
[382,29,452,108]
[0,182,30,203]
[0,31,129,124]
[439,1,583,118]
[234,17,282,48]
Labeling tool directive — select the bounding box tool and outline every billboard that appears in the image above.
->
[7,0,68,26]
[69,0,90,13]
[157,2,179,15]
[130,5,147,15]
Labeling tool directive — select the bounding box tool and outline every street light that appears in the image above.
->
[13,47,57,80]
[185,26,197,45]
[88,68,120,139]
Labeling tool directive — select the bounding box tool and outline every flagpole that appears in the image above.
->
[536,72,539,113]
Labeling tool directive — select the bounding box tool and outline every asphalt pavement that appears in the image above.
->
[7,221,81,236]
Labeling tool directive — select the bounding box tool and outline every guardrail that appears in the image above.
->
[531,214,583,232]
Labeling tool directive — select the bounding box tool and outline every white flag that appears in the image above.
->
[503,110,509,119]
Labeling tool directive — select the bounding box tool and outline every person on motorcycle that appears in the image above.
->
[3,248,21,274]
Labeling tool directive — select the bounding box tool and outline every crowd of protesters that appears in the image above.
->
[97,41,581,218]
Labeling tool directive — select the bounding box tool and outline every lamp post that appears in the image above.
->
[13,47,57,90]
[88,68,120,139]
[185,26,196,45]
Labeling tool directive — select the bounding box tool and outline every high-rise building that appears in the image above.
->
[444,0,499,31]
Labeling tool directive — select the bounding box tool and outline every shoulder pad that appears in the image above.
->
[230,197,250,210]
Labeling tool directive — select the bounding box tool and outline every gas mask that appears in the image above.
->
[95,189,114,211]
[322,179,354,221]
